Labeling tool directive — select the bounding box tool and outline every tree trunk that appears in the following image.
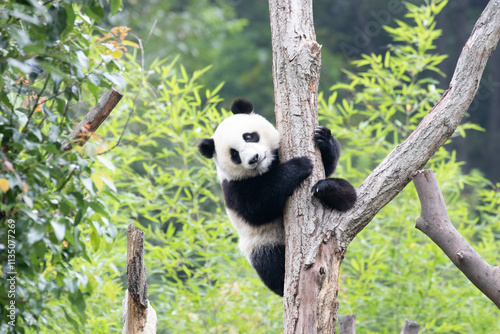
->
[268,0,337,331]
[269,1,500,332]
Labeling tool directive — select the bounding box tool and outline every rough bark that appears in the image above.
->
[60,88,123,151]
[338,315,356,334]
[413,170,500,309]
[400,318,420,334]
[268,0,344,332]
[122,223,157,334]
[269,0,500,332]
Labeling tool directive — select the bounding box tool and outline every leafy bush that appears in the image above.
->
[12,0,500,333]
[0,1,125,332]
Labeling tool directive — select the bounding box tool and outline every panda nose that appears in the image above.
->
[249,154,259,164]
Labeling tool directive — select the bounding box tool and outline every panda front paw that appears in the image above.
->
[314,126,341,177]
[314,126,335,150]
[288,156,313,179]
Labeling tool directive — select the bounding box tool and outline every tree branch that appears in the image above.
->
[305,0,500,265]
[412,169,500,309]
[60,88,123,151]
[270,0,500,332]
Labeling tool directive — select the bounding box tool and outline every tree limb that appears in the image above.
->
[413,169,500,309]
[269,0,500,332]
[306,0,500,264]
[60,88,123,151]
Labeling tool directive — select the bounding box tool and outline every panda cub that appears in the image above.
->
[198,98,356,296]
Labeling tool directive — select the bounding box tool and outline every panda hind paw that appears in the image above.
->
[311,178,357,212]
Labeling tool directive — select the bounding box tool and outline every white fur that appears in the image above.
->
[211,113,280,181]
[211,112,284,261]
[226,208,284,262]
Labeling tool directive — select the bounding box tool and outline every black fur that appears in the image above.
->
[315,126,340,177]
[250,244,286,296]
[231,98,254,114]
[198,98,357,296]
[222,156,313,225]
[243,132,259,143]
[312,126,357,211]
[311,178,357,211]
[198,138,215,158]
[230,148,242,164]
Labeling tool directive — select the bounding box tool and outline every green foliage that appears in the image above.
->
[33,49,284,332]
[108,0,264,110]
[0,1,125,332]
[10,0,500,333]
[319,1,500,332]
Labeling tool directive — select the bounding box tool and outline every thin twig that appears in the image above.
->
[60,90,73,126]
[24,74,50,131]
[99,35,145,155]
[145,20,158,45]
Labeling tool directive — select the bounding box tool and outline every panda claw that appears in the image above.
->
[314,126,333,147]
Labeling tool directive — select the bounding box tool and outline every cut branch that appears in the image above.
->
[413,169,500,309]
[61,88,123,151]
[338,315,356,334]
[123,223,157,333]
[400,319,420,334]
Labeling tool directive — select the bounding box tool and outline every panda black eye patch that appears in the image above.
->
[242,132,259,143]
[230,148,242,164]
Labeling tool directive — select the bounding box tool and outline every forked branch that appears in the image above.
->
[413,169,500,309]
[305,0,500,264]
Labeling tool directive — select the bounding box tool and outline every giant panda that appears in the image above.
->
[198,98,356,296]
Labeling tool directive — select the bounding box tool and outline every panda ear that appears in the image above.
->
[231,98,254,115]
[198,138,215,158]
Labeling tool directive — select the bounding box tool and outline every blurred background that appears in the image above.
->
[1,1,500,333]
[108,0,500,182]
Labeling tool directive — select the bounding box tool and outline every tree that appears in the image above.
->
[0,1,126,332]
[268,0,500,332]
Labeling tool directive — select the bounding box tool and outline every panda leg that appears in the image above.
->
[314,126,340,177]
[312,178,357,212]
[250,244,285,297]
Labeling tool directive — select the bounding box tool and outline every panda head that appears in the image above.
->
[198,98,280,181]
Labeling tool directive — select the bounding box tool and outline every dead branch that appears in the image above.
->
[61,88,123,151]
[338,315,356,334]
[400,318,420,334]
[413,169,500,309]
[122,223,157,334]
[307,0,500,263]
